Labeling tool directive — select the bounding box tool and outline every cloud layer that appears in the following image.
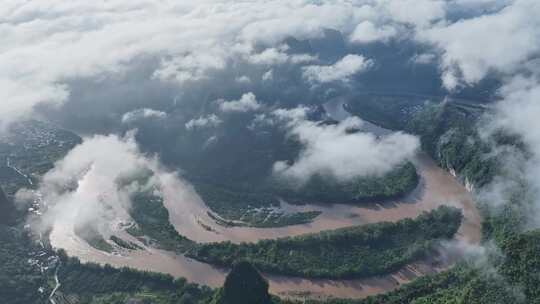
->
[0,1,363,126]
[122,108,167,124]
[419,0,540,89]
[1,0,512,128]
[218,92,261,113]
[4,0,540,233]
[26,133,165,236]
[302,54,373,84]
[272,108,419,183]
[185,114,222,130]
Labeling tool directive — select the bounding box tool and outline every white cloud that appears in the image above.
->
[450,0,513,11]
[246,46,316,66]
[272,108,419,183]
[493,76,540,163]
[185,114,222,130]
[247,47,289,65]
[415,1,540,230]
[272,106,310,122]
[235,75,251,84]
[121,108,166,124]
[289,53,318,64]
[0,0,379,127]
[262,70,274,82]
[480,74,540,228]
[2,0,520,128]
[411,53,437,65]
[382,0,447,27]
[153,53,227,84]
[4,0,525,128]
[218,92,261,113]
[349,21,397,44]
[302,54,373,84]
[27,133,166,235]
[418,0,540,89]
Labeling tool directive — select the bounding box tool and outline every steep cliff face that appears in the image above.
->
[346,95,497,189]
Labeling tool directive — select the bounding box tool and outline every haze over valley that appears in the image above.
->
[1,1,540,304]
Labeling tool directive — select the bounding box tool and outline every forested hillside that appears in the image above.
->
[0,226,48,304]
[134,105,419,227]
[190,206,462,279]
[208,261,277,304]
[331,96,536,304]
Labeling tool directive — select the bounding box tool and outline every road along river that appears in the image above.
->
[49,101,482,299]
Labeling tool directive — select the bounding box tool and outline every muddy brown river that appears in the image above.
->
[49,150,481,299]
[48,100,482,299]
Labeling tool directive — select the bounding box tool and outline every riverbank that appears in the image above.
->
[49,148,481,299]
[48,99,482,299]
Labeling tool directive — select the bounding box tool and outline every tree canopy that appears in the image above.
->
[212,261,272,304]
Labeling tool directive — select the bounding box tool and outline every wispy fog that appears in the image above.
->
[271,107,419,183]
[19,132,180,238]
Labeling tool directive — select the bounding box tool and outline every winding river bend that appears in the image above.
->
[49,99,482,299]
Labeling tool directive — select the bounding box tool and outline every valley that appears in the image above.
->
[2,4,539,304]
[0,95,487,303]
[46,104,482,299]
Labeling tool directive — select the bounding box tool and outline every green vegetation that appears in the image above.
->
[0,121,212,304]
[276,162,418,204]
[0,166,32,197]
[190,206,462,279]
[0,225,49,304]
[347,96,500,188]
[8,102,538,304]
[406,102,498,187]
[247,210,322,228]
[0,185,209,304]
[141,106,419,227]
[208,209,323,228]
[193,99,540,301]
[297,230,540,304]
[392,98,527,243]
[199,230,540,304]
[0,120,80,196]
[74,224,114,253]
[110,235,143,250]
[72,230,143,253]
[321,94,538,304]
[345,94,430,130]
[128,192,195,253]
[195,161,417,227]
[2,120,81,175]
[293,265,517,304]
[193,182,308,228]
[498,231,540,301]
[208,261,276,304]
[56,250,212,304]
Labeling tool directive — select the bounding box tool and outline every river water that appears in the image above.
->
[49,99,482,299]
